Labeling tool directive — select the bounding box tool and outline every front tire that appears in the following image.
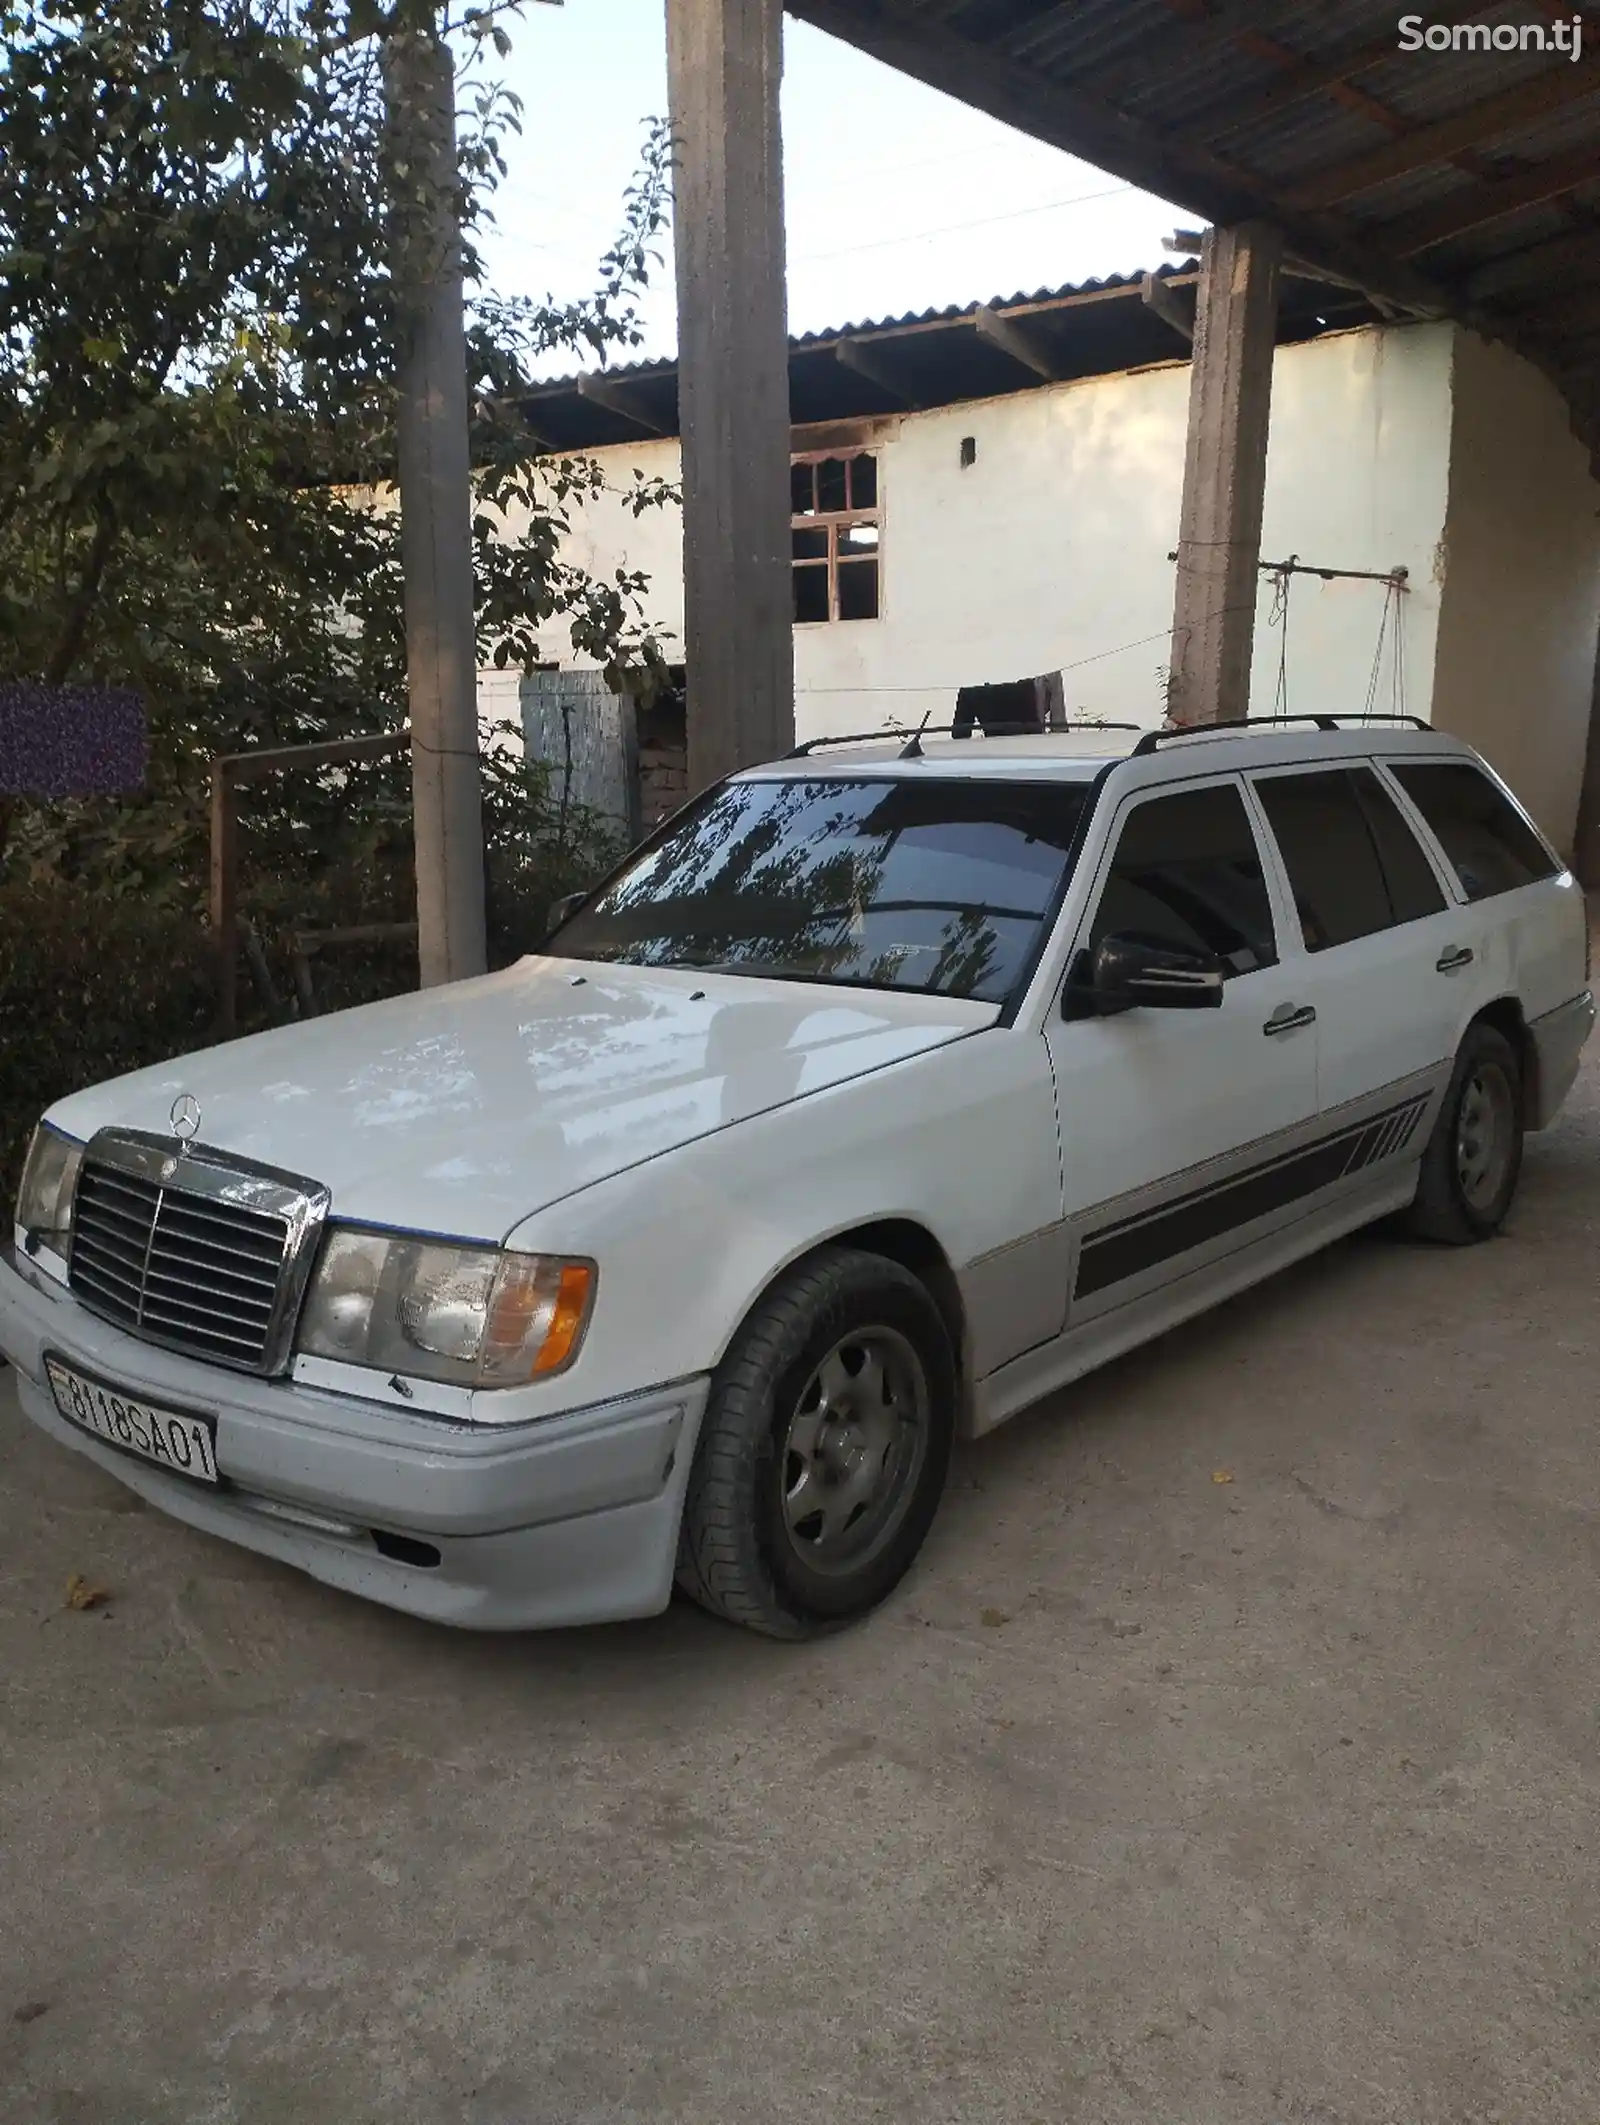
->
[1403,1021,1523,1244]
[675,1246,957,1639]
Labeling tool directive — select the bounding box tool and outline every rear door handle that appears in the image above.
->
[1263,1004,1316,1036]
[1436,946,1475,973]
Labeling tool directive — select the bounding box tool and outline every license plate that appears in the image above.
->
[44,1356,219,1485]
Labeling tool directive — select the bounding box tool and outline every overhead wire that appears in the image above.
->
[789,184,1134,264]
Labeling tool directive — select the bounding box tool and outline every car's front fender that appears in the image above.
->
[496,1027,1068,1416]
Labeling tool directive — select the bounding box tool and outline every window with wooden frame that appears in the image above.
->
[791,450,880,623]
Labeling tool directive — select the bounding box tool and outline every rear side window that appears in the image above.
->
[1389,761,1558,901]
[1089,784,1277,977]
[1352,769,1448,922]
[1254,767,1444,953]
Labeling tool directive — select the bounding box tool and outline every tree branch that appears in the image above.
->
[44,497,120,685]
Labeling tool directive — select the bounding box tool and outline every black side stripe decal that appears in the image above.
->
[1074,1095,1430,1301]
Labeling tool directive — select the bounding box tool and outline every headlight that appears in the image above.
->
[295,1228,596,1388]
[15,1124,83,1257]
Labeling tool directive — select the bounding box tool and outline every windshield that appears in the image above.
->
[547,774,1090,1003]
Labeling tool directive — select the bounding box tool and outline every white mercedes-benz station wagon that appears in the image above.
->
[2,716,1591,1637]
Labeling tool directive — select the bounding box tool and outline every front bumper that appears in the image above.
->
[0,1249,707,1630]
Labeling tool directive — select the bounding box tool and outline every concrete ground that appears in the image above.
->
[4,1065,1599,2125]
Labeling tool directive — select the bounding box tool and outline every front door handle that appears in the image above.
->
[1263,1004,1317,1036]
[1436,946,1475,974]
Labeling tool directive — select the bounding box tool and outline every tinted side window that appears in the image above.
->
[1254,769,1396,951]
[1350,768,1447,923]
[1090,785,1277,977]
[1389,761,1558,901]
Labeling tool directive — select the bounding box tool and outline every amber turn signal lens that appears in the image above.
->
[476,1254,597,1385]
[534,1262,594,1374]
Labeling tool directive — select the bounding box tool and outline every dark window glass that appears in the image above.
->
[793,566,829,624]
[1351,768,1446,922]
[790,462,815,514]
[1390,761,1558,901]
[837,557,879,620]
[792,526,827,561]
[849,453,877,508]
[1254,770,1395,951]
[816,456,849,512]
[551,776,1092,1004]
[1090,785,1277,977]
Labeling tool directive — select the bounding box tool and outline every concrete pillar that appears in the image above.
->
[666,0,795,789]
[1572,612,1600,885]
[388,21,488,986]
[1168,221,1283,728]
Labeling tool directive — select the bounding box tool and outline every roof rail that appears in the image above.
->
[1130,713,1429,757]
[787,720,1142,760]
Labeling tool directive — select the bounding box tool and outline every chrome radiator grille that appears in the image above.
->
[67,1132,330,1375]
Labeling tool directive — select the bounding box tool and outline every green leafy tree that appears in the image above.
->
[0,0,676,894]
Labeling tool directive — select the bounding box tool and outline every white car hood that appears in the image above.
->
[48,956,994,1240]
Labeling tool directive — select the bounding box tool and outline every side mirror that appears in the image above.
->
[1065,931,1225,1017]
[545,891,588,937]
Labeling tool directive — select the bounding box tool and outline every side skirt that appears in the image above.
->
[969,1163,1417,1439]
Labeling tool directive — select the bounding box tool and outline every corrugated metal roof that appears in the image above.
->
[517,264,1376,454]
[535,266,1187,389]
[788,267,1169,344]
[787,0,1600,456]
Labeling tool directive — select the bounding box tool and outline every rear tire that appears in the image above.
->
[1403,1021,1523,1244]
[675,1246,957,1639]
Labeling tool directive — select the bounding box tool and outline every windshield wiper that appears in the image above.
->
[682,959,905,993]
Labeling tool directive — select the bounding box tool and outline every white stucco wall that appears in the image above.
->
[502,321,1458,748]
[1429,329,1600,854]
[1252,323,1453,725]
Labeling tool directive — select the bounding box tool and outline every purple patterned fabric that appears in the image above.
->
[0,683,147,795]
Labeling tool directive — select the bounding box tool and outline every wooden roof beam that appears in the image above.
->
[972,303,1062,380]
[1173,1,1498,149]
[1465,219,1600,301]
[575,375,671,435]
[1166,0,1584,224]
[1046,0,1280,96]
[1142,271,1195,344]
[1382,146,1600,255]
[493,397,558,453]
[1009,0,1333,82]
[834,336,919,406]
[1000,0,1080,63]
[1290,59,1600,209]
